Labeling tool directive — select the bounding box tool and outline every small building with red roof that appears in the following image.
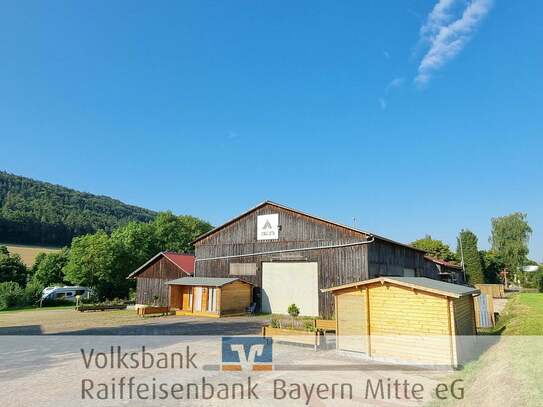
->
[128,252,195,307]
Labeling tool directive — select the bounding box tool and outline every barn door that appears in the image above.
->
[337,290,368,353]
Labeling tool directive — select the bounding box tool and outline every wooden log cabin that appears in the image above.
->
[193,201,445,319]
[323,277,479,367]
[167,277,254,317]
[128,252,195,307]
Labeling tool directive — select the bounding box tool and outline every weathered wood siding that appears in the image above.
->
[368,239,427,277]
[195,203,370,318]
[135,256,188,305]
[195,203,428,319]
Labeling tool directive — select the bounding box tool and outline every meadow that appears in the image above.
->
[1,243,61,267]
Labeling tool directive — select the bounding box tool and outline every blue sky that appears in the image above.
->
[1,1,542,259]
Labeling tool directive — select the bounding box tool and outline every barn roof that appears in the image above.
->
[165,277,253,287]
[321,277,478,298]
[127,252,195,279]
[424,256,463,270]
[191,200,426,253]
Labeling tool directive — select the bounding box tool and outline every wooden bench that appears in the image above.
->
[137,306,170,317]
[314,319,336,333]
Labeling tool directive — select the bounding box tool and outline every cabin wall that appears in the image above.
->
[135,257,188,305]
[220,281,252,314]
[334,283,454,365]
[453,296,476,335]
[195,204,370,318]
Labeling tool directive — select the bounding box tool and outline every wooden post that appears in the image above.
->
[365,286,371,357]
[447,298,457,368]
[334,294,339,350]
[216,288,222,317]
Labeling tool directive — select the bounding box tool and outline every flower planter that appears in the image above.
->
[261,326,320,350]
[76,304,127,312]
[137,306,170,317]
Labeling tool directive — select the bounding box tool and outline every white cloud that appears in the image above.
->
[415,0,493,85]
[385,77,405,94]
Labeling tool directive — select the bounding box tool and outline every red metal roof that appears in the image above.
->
[127,252,195,279]
[162,252,195,274]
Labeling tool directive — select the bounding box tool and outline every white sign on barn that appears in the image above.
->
[257,214,279,240]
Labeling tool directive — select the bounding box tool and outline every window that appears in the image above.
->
[229,263,257,276]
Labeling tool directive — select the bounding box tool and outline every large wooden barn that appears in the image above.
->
[128,252,195,306]
[193,201,445,319]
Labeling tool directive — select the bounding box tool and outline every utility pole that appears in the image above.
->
[459,231,467,283]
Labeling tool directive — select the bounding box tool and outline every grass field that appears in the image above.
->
[1,243,62,266]
[431,293,543,407]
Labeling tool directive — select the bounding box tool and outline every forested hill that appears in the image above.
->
[0,171,156,246]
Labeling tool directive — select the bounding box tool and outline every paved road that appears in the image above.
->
[0,308,269,335]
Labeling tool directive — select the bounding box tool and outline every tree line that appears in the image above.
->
[0,212,212,309]
[0,171,156,246]
[411,212,540,287]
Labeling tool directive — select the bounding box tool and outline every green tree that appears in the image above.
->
[63,232,115,299]
[153,212,213,254]
[489,213,532,283]
[0,245,28,286]
[479,250,504,284]
[30,249,69,289]
[411,235,458,262]
[62,212,212,300]
[0,281,25,310]
[457,230,484,285]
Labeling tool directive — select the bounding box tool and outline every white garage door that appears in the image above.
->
[261,262,319,316]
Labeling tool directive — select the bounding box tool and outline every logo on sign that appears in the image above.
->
[221,337,273,371]
[257,214,279,240]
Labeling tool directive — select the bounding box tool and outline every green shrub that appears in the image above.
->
[270,317,280,328]
[287,304,300,317]
[303,319,315,332]
[0,281,25,310]
[539,274,543,293]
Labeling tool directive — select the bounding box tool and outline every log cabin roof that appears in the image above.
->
[191,200,426,253]
[165,277,253,287]
[127,252,195,279]
[321,277,478,298]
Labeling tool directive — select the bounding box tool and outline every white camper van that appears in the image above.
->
[41,286,93,302]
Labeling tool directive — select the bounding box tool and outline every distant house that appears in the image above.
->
[128,252,195,306]
[424,256,465,284]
